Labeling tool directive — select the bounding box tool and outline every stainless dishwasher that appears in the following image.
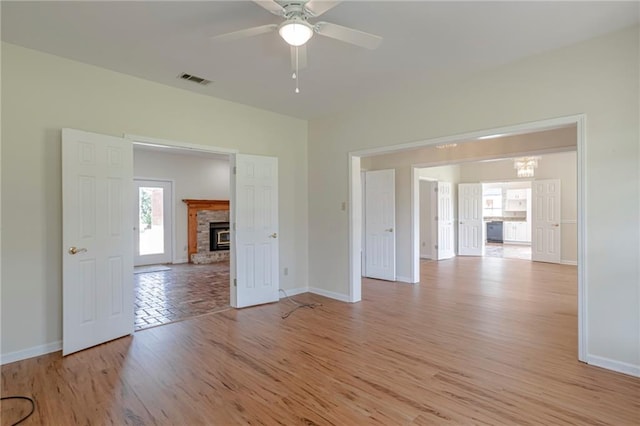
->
[487,221,503,243]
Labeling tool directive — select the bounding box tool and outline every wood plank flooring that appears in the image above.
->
[2,257,639,425]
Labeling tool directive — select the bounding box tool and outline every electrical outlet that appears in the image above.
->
[284,267,289,276]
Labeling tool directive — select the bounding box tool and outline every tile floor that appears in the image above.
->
[484,242,532,260]
[134,261,230,331]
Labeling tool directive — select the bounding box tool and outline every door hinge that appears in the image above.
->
[435,244,439,249]
[434,215,438,221]
[434,187,438,192]
[233,166,237,175]
[234,278,237,287]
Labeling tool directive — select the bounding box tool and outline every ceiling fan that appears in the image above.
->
[211,0,383,92]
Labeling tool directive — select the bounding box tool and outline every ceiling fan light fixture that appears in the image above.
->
[279,19,313,46]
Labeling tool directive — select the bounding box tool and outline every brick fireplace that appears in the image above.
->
[183,199,230,264]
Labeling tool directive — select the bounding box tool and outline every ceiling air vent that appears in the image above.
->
[178,73,212,86]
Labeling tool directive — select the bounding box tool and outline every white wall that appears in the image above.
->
[133,149,230,264]
[308,26,639,371]
[459,151,577,262]
[1,43,308,358]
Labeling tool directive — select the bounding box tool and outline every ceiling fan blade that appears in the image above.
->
[211,24,278,43]
[252,0,286,16]
[304,0,342,17]
[315,21,382,50]
[290,45,308,72]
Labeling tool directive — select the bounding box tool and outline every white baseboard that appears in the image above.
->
[279,287,308,298]
[587,354,640,377]
[1,340,62,365]
[172,258,189,264]
[561,260,578,266]
[396,275,416,284]
[308,287,351,303]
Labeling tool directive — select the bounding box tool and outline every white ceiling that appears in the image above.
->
[2,1,638,119]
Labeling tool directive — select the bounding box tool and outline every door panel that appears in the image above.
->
[458,183,483,256]
[234,154,279,308]
[62,128,133,356]
[419,180,436,259]
[436,182,455,260]
[134,179,172,266]
[532,179,561,263]
[364,170,396,281]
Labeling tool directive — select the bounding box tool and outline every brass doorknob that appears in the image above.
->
[269,233,278,239]
[385,228,394,232]
[68,247,87,255]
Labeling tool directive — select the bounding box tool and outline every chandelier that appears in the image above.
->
[513,157,540,178]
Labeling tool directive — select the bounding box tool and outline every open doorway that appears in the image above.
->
[482,181,532,261]
[350,115,586,361]
[415,152,575,264]
[134,179,174,266]
[132,143,232,330]
[61,129,279,354]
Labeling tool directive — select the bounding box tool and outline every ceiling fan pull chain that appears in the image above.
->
[292,46,298,79]
[295,46,300,93]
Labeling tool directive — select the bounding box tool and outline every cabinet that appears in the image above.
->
[505,189,527,212]
[506,189,527,199]
[504,221,530,243]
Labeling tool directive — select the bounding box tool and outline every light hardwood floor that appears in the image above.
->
[2,257,639,425]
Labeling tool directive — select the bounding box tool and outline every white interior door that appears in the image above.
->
[234,154,279,308]
[62,128,134,356]
[419,180,436,259]
[458,183,484,256]
[134,179,172,266]
[532,179,561,263]
[436,182,455,260]
[364,169,396,281]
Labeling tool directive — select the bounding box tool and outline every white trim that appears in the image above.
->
[561,260,578,266]
[279,287,309,298]
[133,177,176,265]
[349,113,588,367]
[410,167,420,283]
[576,115,587,363]
[137,183,182,264]
[587,355,640,378]
[309,287,351,303]
[348,156,362,302]
[351,115,582,158]
[1,341,62,365]
[396,275,414,284]
[125,134,238,155]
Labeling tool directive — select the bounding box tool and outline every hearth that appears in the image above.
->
[210,222,230,251]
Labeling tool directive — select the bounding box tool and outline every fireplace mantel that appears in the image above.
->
[183,199,229,262]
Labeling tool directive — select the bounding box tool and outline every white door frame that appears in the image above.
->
[133,178,174,266]
[348,114,587,362]
[125,134,240,306]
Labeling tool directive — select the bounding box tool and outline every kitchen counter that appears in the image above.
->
[483,217,527,222]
